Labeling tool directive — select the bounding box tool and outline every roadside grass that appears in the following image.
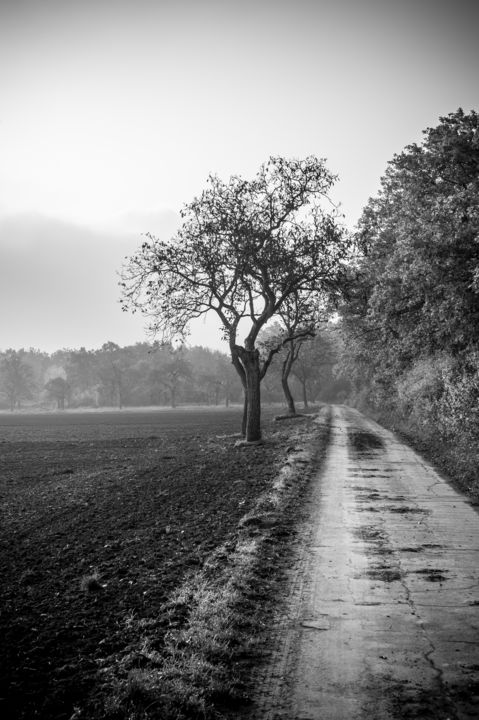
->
[80,409,331,720]
[373,409,479,502]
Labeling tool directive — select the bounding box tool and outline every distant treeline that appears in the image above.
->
[0,336,346,412]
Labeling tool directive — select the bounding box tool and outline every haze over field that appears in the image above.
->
[1,0,478,353]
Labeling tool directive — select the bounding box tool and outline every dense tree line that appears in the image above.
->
[340,108,479,490]
[0,336,342,412]
[0,344,242,411]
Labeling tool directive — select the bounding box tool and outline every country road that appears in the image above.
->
[252,405,479,720]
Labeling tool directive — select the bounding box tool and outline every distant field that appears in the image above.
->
[0,407,286,720]
[0,406,247,440]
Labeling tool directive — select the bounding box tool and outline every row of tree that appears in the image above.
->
[0,344,239,411]
[339,108,479,485]
[0,332,343,412]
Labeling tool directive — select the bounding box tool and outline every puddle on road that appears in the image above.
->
[355,526,384,542]
[372,545,394,556]
[354,525,404,579]
[353,526,393,555]
[360,473,392,478]
[399,544,443,554]
[348,429,385,453]
[384,506,430,515]
[365,566,403,582]
[353,489,408,504]
[411,568,448,582]
[399,546,423,553]
[352,485,380,493]
[348,470,393,478]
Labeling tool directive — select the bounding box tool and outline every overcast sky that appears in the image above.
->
[1,0,478,353]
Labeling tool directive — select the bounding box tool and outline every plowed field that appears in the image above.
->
[0,407,288,720]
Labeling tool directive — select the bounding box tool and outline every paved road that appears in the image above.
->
[256,405,479,720]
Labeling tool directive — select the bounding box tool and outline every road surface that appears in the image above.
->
[253,405,479,720]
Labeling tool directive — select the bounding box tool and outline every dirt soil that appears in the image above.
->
[0,408,293,720]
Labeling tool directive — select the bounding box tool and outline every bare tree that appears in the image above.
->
[121,156,351,441]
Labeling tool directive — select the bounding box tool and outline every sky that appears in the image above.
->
[1,0,478,353]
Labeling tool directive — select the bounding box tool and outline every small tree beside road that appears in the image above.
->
[292,328,338,407]
[121,156,351,441]
[270,290,327,415]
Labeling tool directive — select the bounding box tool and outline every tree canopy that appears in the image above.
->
[340,108,479,482]
[350,108,479,370]
[121,156,351,440]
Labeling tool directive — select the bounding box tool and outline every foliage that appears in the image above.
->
[340,108,479,494]
[258,322,345,408]
[0,350,35,411]
[44,376,70,410]
[292,327,340,405]
[148,346,192,408]
[96,342,129,409]
[66,348,97,404]
[352,108,479,363]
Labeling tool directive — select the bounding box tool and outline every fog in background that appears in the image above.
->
[1,0,478,352]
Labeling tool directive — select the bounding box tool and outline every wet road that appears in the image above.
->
[258,405,479,720]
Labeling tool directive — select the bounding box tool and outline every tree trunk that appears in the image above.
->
[244,353,261,442]
[236,348,262,442]
[241,391,247,436]
[282,375,296,415]
[301,379,309,408]
[230,345,261,441]
[281,349,296,415]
